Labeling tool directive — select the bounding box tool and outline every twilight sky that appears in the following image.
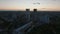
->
[0,0,60,11]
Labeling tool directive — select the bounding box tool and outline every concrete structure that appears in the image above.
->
[33,9,37,12]
[25,9,30,22]
[33,9,38,20]
[39,15,49,24]
[32,9,38,25]
[26,9,30,11]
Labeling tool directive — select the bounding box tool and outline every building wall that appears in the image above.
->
[39,15,49,23]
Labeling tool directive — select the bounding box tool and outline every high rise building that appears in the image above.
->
[32,9,38,24]
[33,9,37,12]
[26,9,30,11]
[25,9,30,22]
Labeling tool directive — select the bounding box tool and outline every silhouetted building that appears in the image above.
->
[33,9,37,12]
[32,9,38,24]
[26,9,30,11]
[25,9,30,22]
[39,15,49,23]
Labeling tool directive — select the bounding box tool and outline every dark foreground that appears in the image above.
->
[0,11,60,34]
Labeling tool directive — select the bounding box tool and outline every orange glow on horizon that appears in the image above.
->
[0,6,60,11]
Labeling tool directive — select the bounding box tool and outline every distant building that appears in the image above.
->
[39,14,49,24]
[33,9,37,12]
[25,9,30,22]
[26,9,30,11]
[32,9,38,24]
